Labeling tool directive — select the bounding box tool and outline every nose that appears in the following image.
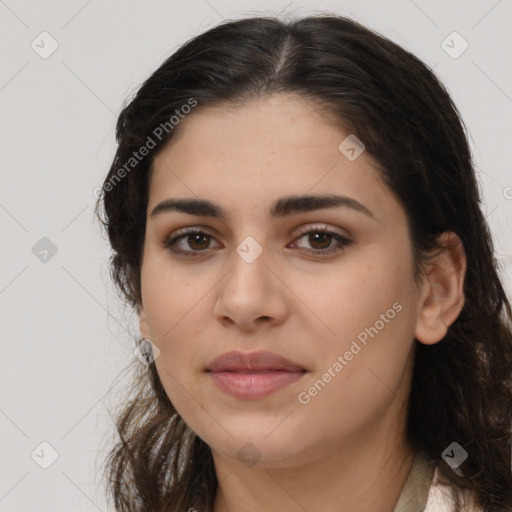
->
[213,242,289,332]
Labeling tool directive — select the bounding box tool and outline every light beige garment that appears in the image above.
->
[393,452,483,512]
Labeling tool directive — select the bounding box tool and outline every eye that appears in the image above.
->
[162,224,353,257]
[290,225,353,255]
[163,227,219,257]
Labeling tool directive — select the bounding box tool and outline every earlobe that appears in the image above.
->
[414,231,467,346]
[137,303,151,340]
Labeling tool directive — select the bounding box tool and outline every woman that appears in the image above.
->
[95,14,512,512]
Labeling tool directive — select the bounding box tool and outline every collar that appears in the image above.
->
[393,451,437,512]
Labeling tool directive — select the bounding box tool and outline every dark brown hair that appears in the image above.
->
[94,14,512,512]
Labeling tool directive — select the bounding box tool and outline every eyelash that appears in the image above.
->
[162,224,353,258]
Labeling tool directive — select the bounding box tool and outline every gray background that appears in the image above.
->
[1,0,511,510]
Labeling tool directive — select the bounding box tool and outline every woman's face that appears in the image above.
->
[138,93,425,468]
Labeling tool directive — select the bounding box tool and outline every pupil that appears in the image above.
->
[190,234,209,249]
[310,232,331,249]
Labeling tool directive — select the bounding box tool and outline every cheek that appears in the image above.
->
[140,262,210,403]
[293,285,415,444]
[297,253,412,349]
[140,257,211,340]
[296,261,416,418]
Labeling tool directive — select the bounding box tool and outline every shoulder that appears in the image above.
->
[424,466,483,512]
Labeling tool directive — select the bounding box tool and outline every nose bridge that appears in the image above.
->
[226,234,271,294]
[214,232,286,327]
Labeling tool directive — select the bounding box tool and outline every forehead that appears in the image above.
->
[148,94,395,220]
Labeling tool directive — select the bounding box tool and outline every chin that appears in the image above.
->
[195,420,316,468]
[212,438,308,468]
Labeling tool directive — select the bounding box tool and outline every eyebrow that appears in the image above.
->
[150,194,374,220]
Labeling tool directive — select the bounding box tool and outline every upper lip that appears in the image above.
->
[206,350,306,372]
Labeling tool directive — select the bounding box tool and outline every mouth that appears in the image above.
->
[206,350,306,372]
[205,350,307,400]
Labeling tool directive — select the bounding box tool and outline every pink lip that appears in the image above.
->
[206,351,307,400]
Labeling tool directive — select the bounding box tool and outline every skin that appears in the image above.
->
[137,93,466,512]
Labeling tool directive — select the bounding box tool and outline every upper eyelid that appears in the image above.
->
[168,223,348,241]
[165,225,350,254]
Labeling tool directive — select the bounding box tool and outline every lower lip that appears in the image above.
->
[208,370,306,399]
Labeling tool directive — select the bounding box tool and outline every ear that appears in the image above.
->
[137,303,151,340]
[414,231,467,345]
